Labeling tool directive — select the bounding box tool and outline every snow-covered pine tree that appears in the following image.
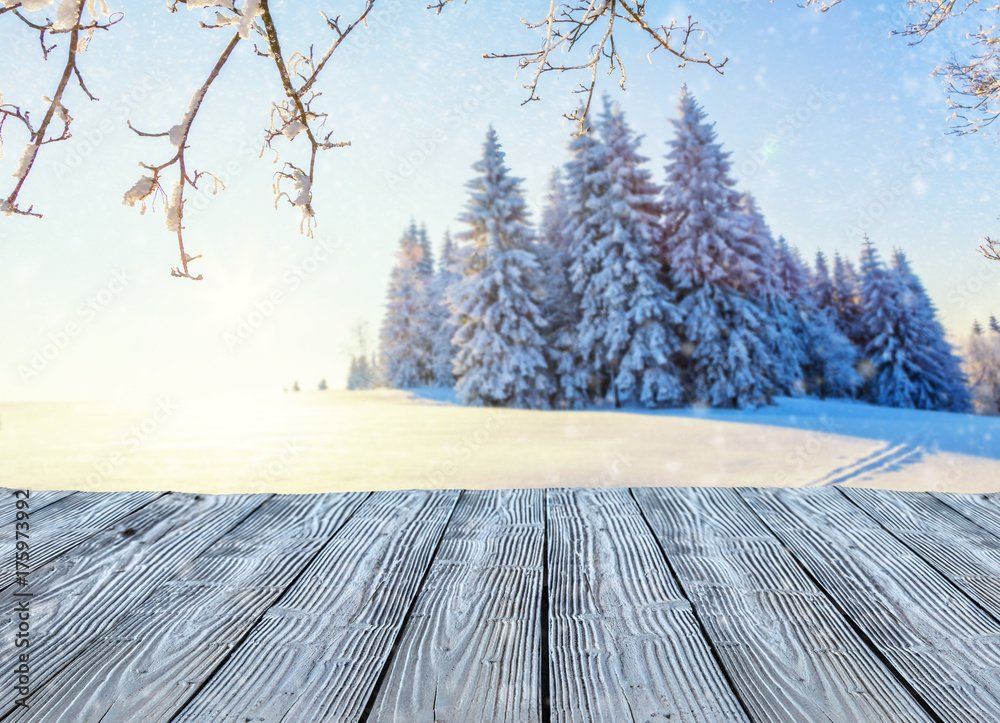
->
[858,238,970,411]
[346,356,361,389]
[558,109,611,406]
[812,250,836,312]
[536,167,583,408]
[429,230,462,387]
[567,97,683,407]
[831,252,866,347]
[417,222,435,276]
[378,226,434,388]
[965,320,1000,414]
[660,85,777,408]
[448,126,552,408]
[890,248,971,411]
[774,240,861,398]
[733,199,805,396]
[991,314,1000,334]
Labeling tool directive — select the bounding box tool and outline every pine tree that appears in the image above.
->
[990,314,1000,334]
[536,167,582,408]
[379,226,434,388]
[891,249,971,411]
[735,200,805,396]
[965,320,1000,414]
[415,220,435,277]
[774,241,861,398]
[660,85,778,408]
[429,230,461,387]
[448,126,552,408]
[831,252,866,347]
[569,97,683,407]
[812,250,836,312]
[857,238,970,411]
[559,110,610,406]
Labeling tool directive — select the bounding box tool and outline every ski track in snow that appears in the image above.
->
[806,442,926,487]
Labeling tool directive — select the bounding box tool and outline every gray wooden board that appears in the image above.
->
[740,486,1000,723]
[0,489,76,528]
[0,491,272,718]
[368,488,545,723]
[4,491,369,723]
[0,490,163,591]
[632,486,933,723]
[547,487,749,723]
[842,487,1000,622]
[174,489,460,723]
[933,492,1000,542]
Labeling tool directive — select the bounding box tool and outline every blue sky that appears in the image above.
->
[1,0,999,401]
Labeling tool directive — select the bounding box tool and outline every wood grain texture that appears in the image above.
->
[0,491,273,719]
[933,491,1000,541]
[0,489,76,527]
[4,492,368,723]
[633,486,933,723]
[740,486,1000,723]
[174,489,460,723]
[0,490,163,591]
[547,487,748,723]
[368,488,545,723]
[843,487,1000,622]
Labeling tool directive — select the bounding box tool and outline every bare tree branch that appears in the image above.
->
[437,0,727,133]
[124,31,242,281]
[804,0,1000,261]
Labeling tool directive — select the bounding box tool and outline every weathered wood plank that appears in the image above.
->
[843,487,1000,622]
[932,492,1000,542]
[174,489,460,723]
[740,486,1000,723]
[633,486,932,723]
[368,488,545,723]
[547,487,748,723]
[0,490,163,591]
[0,489,76,528]
[0,491,273,718]
[5,491,369,723]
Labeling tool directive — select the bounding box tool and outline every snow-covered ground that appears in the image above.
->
[0,390,996,494]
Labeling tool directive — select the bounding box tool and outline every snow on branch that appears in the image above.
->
[983,236,1000,261]
[803,0,1000,262]
[118,0,370,278]
[125,30,242,281]
[1,0,120,218]
[432,0,727,132]
[256,0,366,238]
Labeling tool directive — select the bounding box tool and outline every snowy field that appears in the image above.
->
[0,390,996,494]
